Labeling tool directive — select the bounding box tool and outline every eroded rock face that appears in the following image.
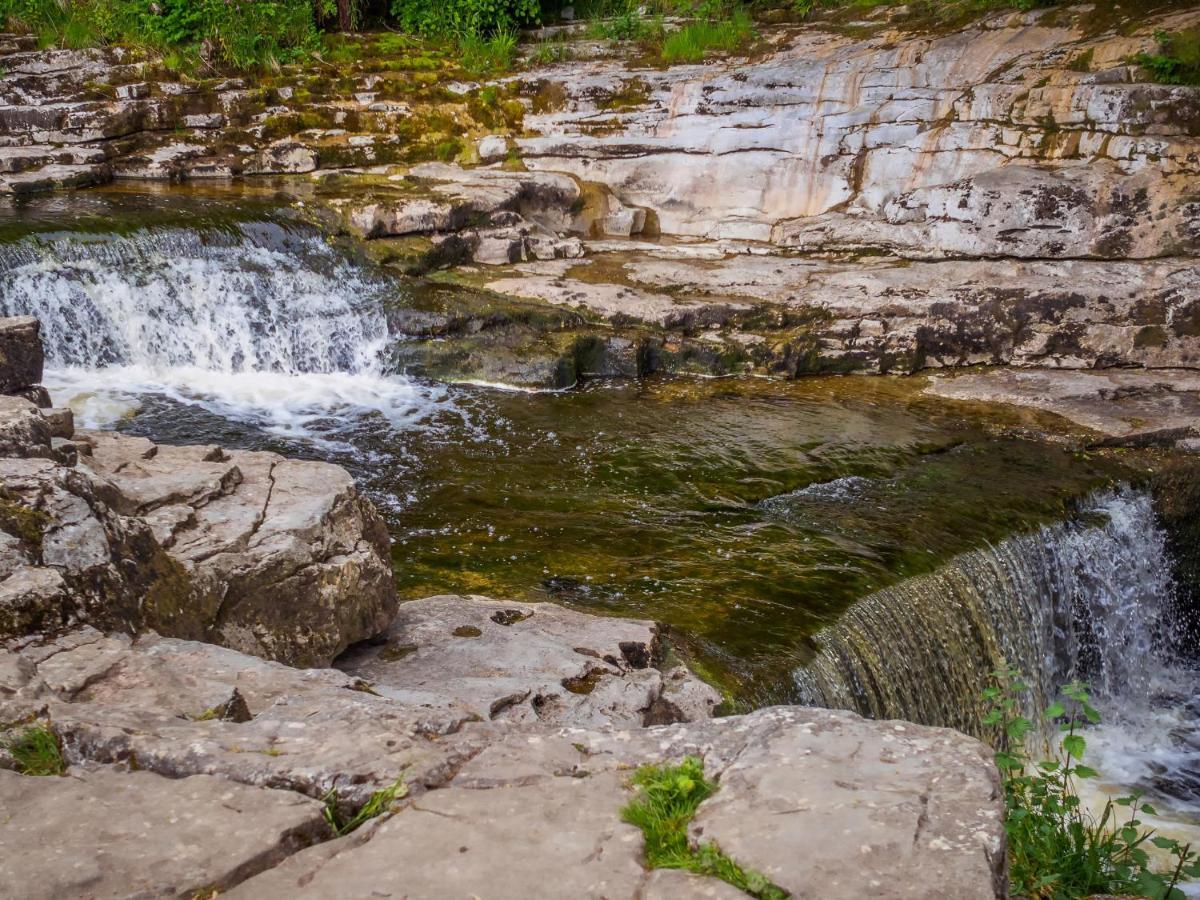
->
[0,627,1005,899]
[339,594,721,727]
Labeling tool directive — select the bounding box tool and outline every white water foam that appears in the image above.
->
[0,223,448,440]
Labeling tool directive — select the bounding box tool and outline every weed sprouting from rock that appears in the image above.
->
[984,667,1200,899]
[5,725,66,776]
[621,756,788,899]
[322,776,409,836]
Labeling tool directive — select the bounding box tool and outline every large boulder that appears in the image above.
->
[0,403,397,666]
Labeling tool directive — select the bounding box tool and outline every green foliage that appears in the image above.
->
[621,757,789,900]
[322,776,409,837]
[1135,29,1200,86]
[459,26,519,74]
[983,668,1199,900]
[0,0,321,69]
[389,0,539,38]
[661,5,753,62]
[4,725,66,776]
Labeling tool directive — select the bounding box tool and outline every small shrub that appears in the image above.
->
[984,668,1199,900]
[1135,29,1200,87]
[322,776,408,836]
[459,27,519,74]
[5,725,66,776]
[621,756,789,900]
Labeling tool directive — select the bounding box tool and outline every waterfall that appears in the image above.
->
[0,222,444,439]
[794,487,1200,818]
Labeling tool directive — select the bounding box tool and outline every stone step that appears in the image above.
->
[0,161,112,195]
[0,144,107,174]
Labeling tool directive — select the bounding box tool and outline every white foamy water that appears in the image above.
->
[0,223,448,440]
[795,488,1200,873]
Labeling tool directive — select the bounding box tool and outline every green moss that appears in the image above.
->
[452,624,483,637]
[1134,324,1168,348]
[0,490,48,552]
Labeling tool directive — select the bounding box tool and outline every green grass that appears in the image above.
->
[4,725,66,776]
[322,776,409,836]
[621,757,789,900]
[1136,28,1200,86]
[460,27,520,75]
[661,6,753,62]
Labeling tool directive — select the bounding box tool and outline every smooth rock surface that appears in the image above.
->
[0,767,327,900]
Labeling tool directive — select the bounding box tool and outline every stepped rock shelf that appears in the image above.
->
[3,2,1199,387]
[0,317,1006,896]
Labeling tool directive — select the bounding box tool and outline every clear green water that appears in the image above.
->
[122,373,1135,702]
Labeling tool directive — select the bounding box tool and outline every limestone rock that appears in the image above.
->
[0,317,43,392]
[0,405,396,665]
[245,139,319,175]
[1,628,487,808]
[0,767,327,899]
[926,368,1200,443]
[338,594,721,727]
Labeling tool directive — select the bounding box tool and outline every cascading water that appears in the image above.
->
[0,221,445,442]
[794,487,1200,830]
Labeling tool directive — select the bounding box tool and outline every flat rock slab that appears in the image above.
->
[231,706,1005,899]
[339,593,720,727]
[0,767,326,899]
[1,628,489,808]
[926,368,1200,443]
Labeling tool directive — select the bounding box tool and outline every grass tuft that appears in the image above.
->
[661,6,753,63]
[322,776,409,837]
[5,725,66,776]
[621,756,789,899]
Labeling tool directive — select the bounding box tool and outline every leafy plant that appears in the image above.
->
[621,756,789,900]
[389,0,539,39]
[322,776,409,836]
[983,668,1199,900]
[1135,29,1200,87]
[4,725,66,776]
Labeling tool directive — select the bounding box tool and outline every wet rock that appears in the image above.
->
[338,594,720,727]
[0,767,327,899]
[244,139,319,175]
[926,368,1200,443]
[0,318,43,393]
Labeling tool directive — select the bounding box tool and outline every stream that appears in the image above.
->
[3,187,1198,861]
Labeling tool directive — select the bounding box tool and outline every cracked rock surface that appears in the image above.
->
[1,627,1005,899]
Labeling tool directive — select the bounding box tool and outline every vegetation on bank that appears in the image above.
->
[984,668,1199,900]
[621,756,789,899]
[1136,28,1200,85]
[1,0,1195,79]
